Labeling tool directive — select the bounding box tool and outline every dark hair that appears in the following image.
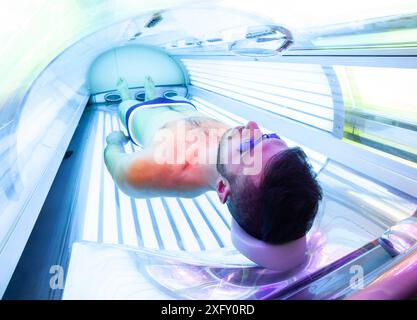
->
[227,147,322,244]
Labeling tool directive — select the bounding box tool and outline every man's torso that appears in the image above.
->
[129,104,230,195]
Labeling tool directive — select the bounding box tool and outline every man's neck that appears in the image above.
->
[205,126,231,191]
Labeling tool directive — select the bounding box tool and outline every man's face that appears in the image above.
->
[216,121,288,203]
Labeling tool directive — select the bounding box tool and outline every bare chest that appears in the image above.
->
[149,117,229,186]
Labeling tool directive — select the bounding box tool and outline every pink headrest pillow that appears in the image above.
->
[231,219,306,272]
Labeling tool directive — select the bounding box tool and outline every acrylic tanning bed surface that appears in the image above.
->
[57,97,415,299]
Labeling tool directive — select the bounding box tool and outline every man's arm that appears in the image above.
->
[104,131,130,187]
[104,131,184,198]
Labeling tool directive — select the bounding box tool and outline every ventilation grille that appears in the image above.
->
[104,93,122,103]
[181,59,335,132]
[135,92,146,101]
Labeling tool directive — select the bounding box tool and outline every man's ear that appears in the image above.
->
[216,177,231,204]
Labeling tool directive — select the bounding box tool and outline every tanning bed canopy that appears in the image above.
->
[2,0,417,300]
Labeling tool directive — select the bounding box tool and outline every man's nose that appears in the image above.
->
[245,121,259,131]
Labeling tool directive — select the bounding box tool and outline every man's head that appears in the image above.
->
[216,121,322,244]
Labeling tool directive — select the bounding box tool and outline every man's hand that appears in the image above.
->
[106,131,129,145]
[104,131,129,182]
